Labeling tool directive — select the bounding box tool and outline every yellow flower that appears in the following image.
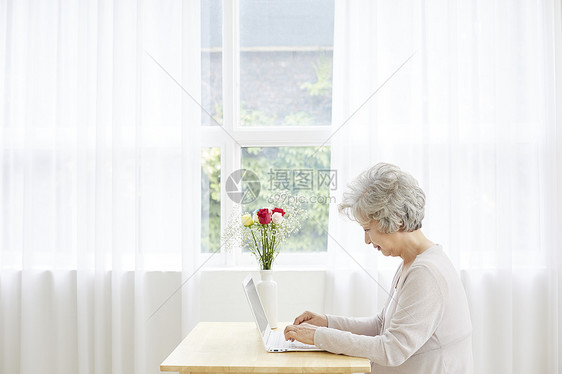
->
[241,214,254,227]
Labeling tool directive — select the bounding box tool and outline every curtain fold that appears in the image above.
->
[328,0,561,372]
[0,1,201,373]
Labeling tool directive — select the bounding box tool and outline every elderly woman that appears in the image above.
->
[284,163,473,373]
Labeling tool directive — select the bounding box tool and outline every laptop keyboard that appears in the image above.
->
[269,331,318,350]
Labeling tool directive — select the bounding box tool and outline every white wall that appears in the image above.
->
[199,270,326,323]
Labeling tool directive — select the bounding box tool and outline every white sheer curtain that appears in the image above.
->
[0,1,201,373]
[328,0,561,373]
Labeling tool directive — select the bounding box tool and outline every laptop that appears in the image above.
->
[242,274,324,352]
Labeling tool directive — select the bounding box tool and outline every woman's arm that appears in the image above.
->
[286,311,383,343]
[326,313,384,336]
[326,265,401,337]
[291,310,383,336]
[314,266,445,367]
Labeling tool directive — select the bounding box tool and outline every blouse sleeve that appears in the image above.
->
[314,265,446,367]
[326,313,383,336]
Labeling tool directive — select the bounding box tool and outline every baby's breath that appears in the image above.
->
[222,193,307,270]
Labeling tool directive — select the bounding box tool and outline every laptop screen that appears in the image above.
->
[243,276,269,335]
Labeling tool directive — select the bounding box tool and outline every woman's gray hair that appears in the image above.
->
[338,163,425,234]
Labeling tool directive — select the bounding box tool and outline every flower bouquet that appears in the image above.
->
[225,197,306,270]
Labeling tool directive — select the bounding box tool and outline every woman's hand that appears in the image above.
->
[284,323,318,345]
[293,310,328,327]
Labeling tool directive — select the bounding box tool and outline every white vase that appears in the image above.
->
[256,270,278,329]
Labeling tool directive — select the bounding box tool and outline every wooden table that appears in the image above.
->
[160,322,371,374]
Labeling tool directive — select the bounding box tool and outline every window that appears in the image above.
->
[201,0,223,126]
[239,0,333,127]
[201,147,221,254]
[200,0,335,266]
[241,146,332,253]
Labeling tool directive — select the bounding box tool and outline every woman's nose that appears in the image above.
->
[364,232,371,245]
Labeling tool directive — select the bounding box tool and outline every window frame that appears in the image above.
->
[200,0,334,268]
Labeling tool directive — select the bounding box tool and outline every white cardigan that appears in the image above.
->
[314,245,473,373]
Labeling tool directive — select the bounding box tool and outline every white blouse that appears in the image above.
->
[314,245,473,374]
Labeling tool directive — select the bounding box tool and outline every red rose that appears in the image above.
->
[256,208,272,225]
[272,207,285,216]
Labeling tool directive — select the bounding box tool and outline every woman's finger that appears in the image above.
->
[294,311,311,325]
[284,327,297,341]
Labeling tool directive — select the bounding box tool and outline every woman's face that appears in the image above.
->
[363,220,399,257]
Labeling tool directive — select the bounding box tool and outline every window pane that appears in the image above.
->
[240,146,332,252]
[240,0,334,126]
[201,0,223,126]
[201,148,221,253]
